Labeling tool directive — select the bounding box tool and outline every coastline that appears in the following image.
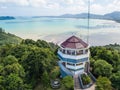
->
[16,29,120,46]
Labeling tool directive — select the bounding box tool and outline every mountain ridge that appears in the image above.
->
[1,11,120,22]
[33,11,120,22]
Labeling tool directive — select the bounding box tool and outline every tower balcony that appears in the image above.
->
[57,49,89,63]
[58,61,73,77]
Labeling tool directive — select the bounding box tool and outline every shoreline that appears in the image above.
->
[15,29,120,46]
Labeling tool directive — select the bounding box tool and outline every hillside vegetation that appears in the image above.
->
[0,39,59,90]
[0,29,120,90]
[90,44,120,90]
[0,28,22,45]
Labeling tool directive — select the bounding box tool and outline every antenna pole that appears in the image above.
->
[87,0,90,44]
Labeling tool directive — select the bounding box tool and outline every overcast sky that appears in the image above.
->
[0,0,120,16]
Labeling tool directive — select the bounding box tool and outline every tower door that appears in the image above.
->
[84,62,89,73]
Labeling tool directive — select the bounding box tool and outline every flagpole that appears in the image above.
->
[87,0,90,44]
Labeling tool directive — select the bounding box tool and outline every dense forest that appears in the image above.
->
[0,39,60,90]
[90,45,120,90]
[0,28,120,90]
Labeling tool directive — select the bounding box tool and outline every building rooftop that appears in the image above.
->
[61,36,88,49]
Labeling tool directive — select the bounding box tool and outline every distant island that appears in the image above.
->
[1,11,120,23]
[33,11,120,23]
[0,16,15,20]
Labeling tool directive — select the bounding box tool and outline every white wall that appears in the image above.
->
[66,62,85,69]
[70,69,84,75]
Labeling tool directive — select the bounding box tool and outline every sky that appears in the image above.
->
[0,0,120,16]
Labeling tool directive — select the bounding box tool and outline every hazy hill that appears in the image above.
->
[0,28,22,45]
[104,11,120,22]
[33,11,120,22]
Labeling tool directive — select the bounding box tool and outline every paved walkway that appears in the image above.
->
[74,75,81,89]
[74,84,95,90]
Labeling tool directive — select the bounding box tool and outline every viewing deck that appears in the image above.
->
[58,50,89,63]
[58,50,89,60]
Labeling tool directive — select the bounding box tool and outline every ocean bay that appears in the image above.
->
[0,17,120,46]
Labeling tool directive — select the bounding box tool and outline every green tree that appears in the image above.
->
[94,60,113,77]
[96,76,112,90]
[2,55,18,65]
[110,71,120,89]
[62,76,74,90]
[81,74,91,85]
[21,39,36,45]
[41,71,50,87]
[0,55,25,77]
[50,66,60,79]
[6,74,24,90]
[4,63,25,77]
[0,76,5,90]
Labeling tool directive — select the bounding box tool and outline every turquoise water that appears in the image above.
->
[0,18,88,34]
[1,18,119,35]
[0,17,120,45]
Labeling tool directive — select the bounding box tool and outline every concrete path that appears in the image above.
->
[74,75,81,89]
[74,84,95,90]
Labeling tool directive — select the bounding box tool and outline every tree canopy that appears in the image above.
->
[96,76,112,90]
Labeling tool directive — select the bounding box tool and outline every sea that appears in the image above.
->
[0,17,120,46]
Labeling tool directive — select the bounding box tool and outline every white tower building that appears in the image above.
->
[58,35,90,77]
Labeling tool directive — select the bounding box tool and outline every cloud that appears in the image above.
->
[46,3,60,9]
[0,0,120,15]
[0,0,6,3]
[65,0,74,4]
[0,0,29,6]
[29,0,47,7]
[0,6,7,9]
[91,4,104,14]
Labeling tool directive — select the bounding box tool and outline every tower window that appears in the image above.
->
[67,63,75,66]
[76,63,83,66]
[71,50,75,55]
[85,49,88,54]
[63,49,66,54]
[76,50,83,55]
[67,50,71,55]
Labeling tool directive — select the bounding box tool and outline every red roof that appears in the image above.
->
[61,36,88,49]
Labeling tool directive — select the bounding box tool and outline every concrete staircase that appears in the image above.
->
[74,74,81,90]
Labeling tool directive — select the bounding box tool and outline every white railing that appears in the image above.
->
[66,64,84,70]
[58,61,73,76]
[58,50,89,60]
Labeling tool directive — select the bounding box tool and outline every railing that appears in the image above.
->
[58,61,73,77]
[58,50,89,60]
[78,74,84,89]
[58,53,88,63]
[88,71,96,82]
[59,49,89,56]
